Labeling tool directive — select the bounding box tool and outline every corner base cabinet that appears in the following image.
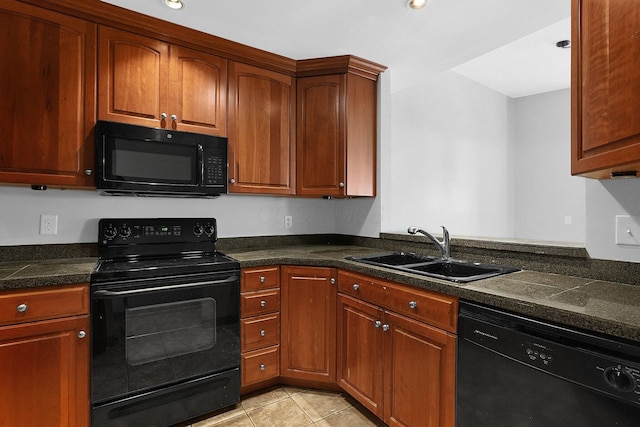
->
[280,266,337,384]
[571,0,640,178]
[0,284,90,427]
[337,271,457,427]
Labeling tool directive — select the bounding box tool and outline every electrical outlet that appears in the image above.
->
[284,215,293,229]
[40,214,58,235]
[615,215,640,246]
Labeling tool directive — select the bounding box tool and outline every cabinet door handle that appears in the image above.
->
[352,284,359,291]
[382,324,390,332]
[84,169,93,176]
[374,320,382,328]
[408,301,418,309]
[161,112,167,119]
[259,364,266,371]
[260,300,267,307]
[229,178,236,184]
[171,114,178,121]
[78,330,86,339]
[339,182,345,188]
[260,330,266,337]
[330,278,336,285]
[16,303,27,313]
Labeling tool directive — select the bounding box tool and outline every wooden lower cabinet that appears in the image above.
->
[240,266,281,390]
[280,266,337,384]
[338,293,456,427]
[0,284,90,427]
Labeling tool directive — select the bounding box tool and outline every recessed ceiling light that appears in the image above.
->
[407,0,428,10]
[164,0,184,10]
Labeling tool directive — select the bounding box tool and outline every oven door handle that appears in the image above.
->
[92,276,238,298]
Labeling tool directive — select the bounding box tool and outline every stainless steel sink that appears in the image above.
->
[346,252,519,283]
[349,252,436,266]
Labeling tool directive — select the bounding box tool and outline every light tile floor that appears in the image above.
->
[177,386,387,427]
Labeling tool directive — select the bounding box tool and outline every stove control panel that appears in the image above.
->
[99,218,218,245]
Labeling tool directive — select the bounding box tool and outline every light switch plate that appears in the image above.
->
[615,215,640,246]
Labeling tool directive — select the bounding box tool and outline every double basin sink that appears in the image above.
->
[347,252,519,283]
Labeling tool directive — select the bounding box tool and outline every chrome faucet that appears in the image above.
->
[407,226,451,259]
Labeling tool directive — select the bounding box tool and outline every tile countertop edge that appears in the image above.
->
[1,244,639,343]
[228,246,640,343]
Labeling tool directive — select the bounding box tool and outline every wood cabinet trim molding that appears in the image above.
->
[16,0,298,75]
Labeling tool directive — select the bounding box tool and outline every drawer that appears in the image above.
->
[338,270,457,333]
[338,270,387,306]
[242,345,279,386]
[241,313,280,352]
[0,284,89,326]
[242,266,279,292]
[382,281,458,333]
[241,289,280,317]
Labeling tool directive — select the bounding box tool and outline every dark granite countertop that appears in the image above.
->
[2,243,639,344]
[226,245,640,343]
[0,258,97,290]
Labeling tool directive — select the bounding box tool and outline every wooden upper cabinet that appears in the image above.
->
[228,61,295,194]
[98,26,227,136]
[296,56,385,197]
[0,0,96,188]
[572,0,640,178]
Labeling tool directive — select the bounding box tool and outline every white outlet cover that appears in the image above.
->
[40,214,58,235]
[615,215,640,246]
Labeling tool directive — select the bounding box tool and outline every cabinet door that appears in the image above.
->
[572,0,640,177]
[296,74,345,197]
[383,311,455,427]
[98,26,169,128]
[337,294,384,418]
[0,315,90,427]
[169,45,227,136]
[280,266,336,383]
[228,62,295,194]
[0,1,96,188]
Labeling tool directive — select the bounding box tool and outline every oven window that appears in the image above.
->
[126,298,216,366]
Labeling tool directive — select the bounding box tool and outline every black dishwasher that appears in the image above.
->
[457,301,640,427]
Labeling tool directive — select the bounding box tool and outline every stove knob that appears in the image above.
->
[193,225,204,236]
[103,225,117,240]
[119,226,131,238]
[605,366,635,391]
[204,224,215,236]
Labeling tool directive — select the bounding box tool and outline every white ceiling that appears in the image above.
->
[100,0,571,96]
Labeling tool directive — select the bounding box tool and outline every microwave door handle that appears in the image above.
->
[93,275,238,298]
[198,144,205,186]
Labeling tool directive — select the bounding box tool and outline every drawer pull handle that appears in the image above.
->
[374,320,382,328]
[259,364,266,371]
[260,330,266,337]
[78,331,86,339]
[408,301,418,309]
[352,284,359,291]
[260,300,267,307]
[16,304,27,313]
[259,276,266,283]
[382,324,390,332]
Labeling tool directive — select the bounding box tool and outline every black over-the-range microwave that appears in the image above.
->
[95,121,228,197]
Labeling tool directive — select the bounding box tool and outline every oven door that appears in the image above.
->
[91,271,240,426]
